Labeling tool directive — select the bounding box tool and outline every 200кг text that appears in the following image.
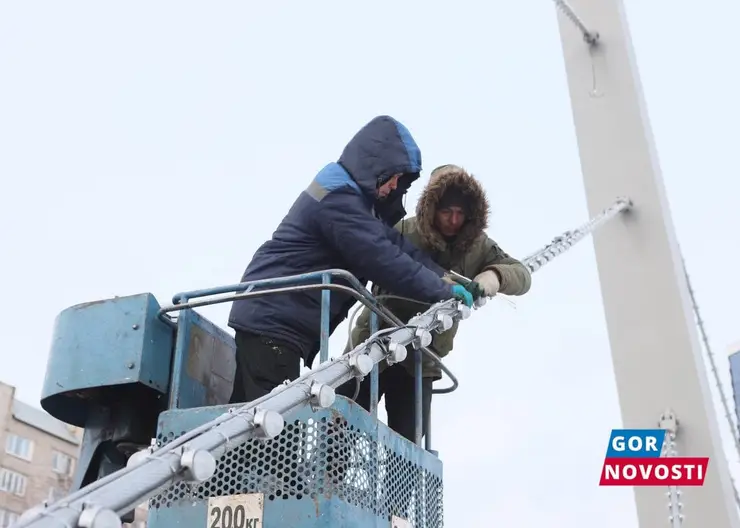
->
[209,505,260,528]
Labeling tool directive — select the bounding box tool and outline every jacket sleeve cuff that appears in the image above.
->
[483,263,532,296]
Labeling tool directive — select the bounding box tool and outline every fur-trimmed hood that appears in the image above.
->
[415,164,490,254]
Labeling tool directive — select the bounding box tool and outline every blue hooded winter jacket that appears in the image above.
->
[228,115,453,365]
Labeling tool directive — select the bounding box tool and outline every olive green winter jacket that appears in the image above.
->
[346,164,532,380]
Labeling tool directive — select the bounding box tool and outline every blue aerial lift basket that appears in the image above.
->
[39,270,451,527]
[149,397,443,526]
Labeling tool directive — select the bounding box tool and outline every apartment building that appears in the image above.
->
[0,382,82,527]
[0,382,150,528]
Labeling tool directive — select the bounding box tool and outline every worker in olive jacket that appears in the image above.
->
[337,163,532,443]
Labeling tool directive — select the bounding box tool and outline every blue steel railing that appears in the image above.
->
[157,268,459,451]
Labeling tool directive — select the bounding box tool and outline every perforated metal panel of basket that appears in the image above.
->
[150,406,443,527]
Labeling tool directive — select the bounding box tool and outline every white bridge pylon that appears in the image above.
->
[554,0,739,526]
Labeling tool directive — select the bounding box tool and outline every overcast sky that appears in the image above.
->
[1,1,739,526]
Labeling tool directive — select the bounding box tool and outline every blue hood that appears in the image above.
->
[337,115,423,203]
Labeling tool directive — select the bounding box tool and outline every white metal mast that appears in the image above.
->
[553,1,740,526]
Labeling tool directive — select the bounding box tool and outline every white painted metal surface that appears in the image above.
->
[553,1,740,526]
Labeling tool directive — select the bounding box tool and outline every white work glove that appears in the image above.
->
[474,270,500,297]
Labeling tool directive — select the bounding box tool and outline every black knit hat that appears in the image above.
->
[437,186,470,215]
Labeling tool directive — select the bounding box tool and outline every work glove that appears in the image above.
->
[464,281,485,301]
[474,270,501,297]
[450,284,474,307]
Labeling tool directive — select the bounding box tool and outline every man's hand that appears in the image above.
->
[450,284,474,307]
[474,270,501,297]
[464,281,484,301]
[442,274,459,286]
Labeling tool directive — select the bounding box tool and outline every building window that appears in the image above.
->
[52,451,73,475]
[0,508,19,528]
[47,486,64,503]
[0,468,27,496]
[4,434,33,461]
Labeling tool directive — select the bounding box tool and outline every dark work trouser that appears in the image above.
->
[335,363,433,519]
[228,330,304,499]
[229,330,302,404]
[336,362,433,443]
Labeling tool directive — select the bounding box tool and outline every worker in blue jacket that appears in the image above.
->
[228,115,474,404]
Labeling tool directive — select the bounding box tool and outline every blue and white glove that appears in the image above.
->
[450,284,474,307]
